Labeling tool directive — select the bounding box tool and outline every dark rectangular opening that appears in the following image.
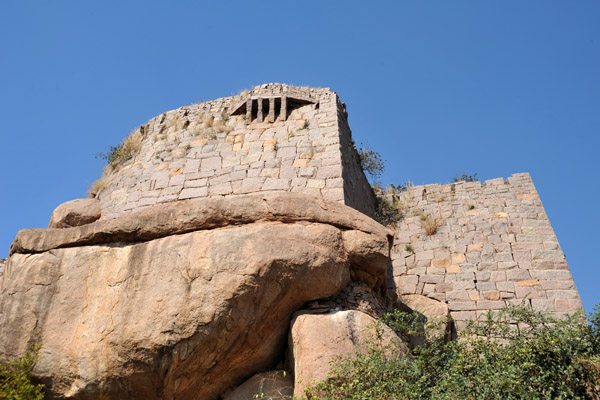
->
[251,99,258,121]
[262,98,270,120]
[274,98,281,121]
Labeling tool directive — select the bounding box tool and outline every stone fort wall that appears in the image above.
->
[388,173,583,326]
[90,84,582,322]
[93,84,375,219]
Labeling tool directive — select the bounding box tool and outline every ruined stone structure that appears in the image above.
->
[90,83,582,320]
[389,173,583,324]
[0,83,584,399]
[93,84,375,219]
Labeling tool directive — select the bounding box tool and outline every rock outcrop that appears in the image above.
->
[48,198,101,228]
[289,310,408,397]
[0,193,391,400]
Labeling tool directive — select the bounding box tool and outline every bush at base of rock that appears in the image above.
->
[0,345,44,400]
[304,304,600,400]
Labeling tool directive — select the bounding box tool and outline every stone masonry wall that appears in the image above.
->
[93,84,374,219]
[389,173,582,328]
[337,102,376,217]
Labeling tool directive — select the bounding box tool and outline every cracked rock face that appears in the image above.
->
[0,194,391,400]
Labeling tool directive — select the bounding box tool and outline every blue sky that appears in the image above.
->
[1,1,598,311]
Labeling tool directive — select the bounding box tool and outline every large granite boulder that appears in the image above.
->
[289,310,408,398]
[0,194,391,400]
[48,198,101,228]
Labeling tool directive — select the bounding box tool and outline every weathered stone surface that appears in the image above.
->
[48,198,101,228]
[289,310,408,397]
[10,193,391,259]
[223,371,292,400]
[0,194,391,400]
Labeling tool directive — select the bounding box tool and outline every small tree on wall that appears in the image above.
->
[359,144,385,182]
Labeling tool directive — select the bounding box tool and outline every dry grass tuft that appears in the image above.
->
[88,176,108,198]
[203,115,214,128]
[421,214,442,235]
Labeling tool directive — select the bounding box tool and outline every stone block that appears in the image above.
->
[240,177,266,194]
[169,174,185,186]
[483,291,500,301]
[515,287,538,299]
[476,282,497,291]
[531,299,555,312]
[262,178,291,191]
[416,251,434,261]
[546,290,579,299]
[555,298,583,312]
[453,280,476,290]
[476,301,505,310]
[532,249,565,261]
[431,258,450,268]
[426,267,446,275]
[316,165,342,179]
[395,275,418,295]
[446,290,470,301]
[209,182,233,195]
[450,311,477,321]
[306,179,325,189]
[506,269,531,281]
[179,187,208,199]
[183,159,201,174]
[448,301,477,311]
[517,280,540,287]
[457,272,475,281]
[496,282,515,292]
[292,159,309,168]
[298,167,316,177]
[498,261,518,270]
[446,265,461,274]
[451,253,466,264]
[420,275,444,284]
[530,270,572,281]
[201,156,222,170]
[476,271,491,282]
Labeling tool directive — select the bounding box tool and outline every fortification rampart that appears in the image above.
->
[388,173,582,326]
[93,84,375,219]
[88,84,582,322]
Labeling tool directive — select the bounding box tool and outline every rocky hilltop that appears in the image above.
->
[0,84,582,399]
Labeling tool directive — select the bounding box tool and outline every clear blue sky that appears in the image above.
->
[1,1,598,311]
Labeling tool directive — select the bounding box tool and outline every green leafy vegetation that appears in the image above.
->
[0,344,45,400]
[96,129,143,167]
[304,304,600,400]
[359,144,385,182]
[374,196,403,227]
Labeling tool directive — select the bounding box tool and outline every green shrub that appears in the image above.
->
[304,304,600,400]
[374,196,403,227]
[96,129,142,167]
[359,144,384,181]
[0,344,44,400]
